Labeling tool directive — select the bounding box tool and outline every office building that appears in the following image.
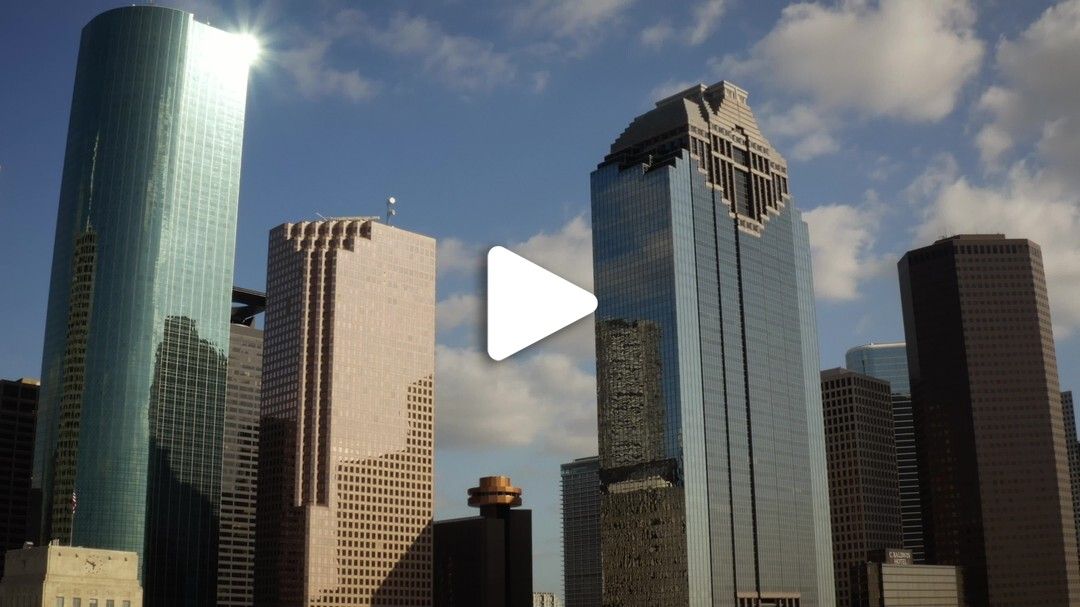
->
[217,289,265,607]
[0,544,143,606]
[533,592,563,607]
[845,343,924,563]
[560,456,600,607]
[433,476,532,607]
[255,219,435,606]
[898,234,1080,605]
[32,7,254,605]
[851,549,961,607]
[1064,391,1080,565]
[821,369,903,606]
[591,81,833,606]
[1,379,38,580]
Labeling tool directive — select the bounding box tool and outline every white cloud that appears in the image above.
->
[640,22,674,48]
[974,0,1080,181]
[438,238,485,276]
[435,344,597,454]
[435,215,597,453]
[761,103,839,161]
[437,293,481,333]
[367,13,516,93]
[279,40,379,102]
[512,0,636,54]
[687,0,728,46]
[913,160,1080,336]
[640,0,726,49]
[718,0,983,122]
[803,199,890,301]
[531,70,552,93]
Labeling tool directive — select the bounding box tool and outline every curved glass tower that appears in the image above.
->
[33,7,253,605]
[592,82,834,606]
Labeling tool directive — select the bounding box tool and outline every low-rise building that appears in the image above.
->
[0,544,142,607]
[853,549,962,607]
[533,592,563,607]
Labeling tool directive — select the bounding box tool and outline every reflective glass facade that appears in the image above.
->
[34,7,251,606]
[591,82,833,606]
[845,343,910,395]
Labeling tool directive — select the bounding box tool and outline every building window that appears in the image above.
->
[56,598,65,607]
[73,600,81,607]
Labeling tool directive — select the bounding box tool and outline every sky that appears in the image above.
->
[2,0,1079,598]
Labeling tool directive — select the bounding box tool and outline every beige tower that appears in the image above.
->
[255,218,436,607]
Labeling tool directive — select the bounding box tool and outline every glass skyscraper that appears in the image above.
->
[846,342,925,562]
[591,81,833,606]
[33,7,254,605]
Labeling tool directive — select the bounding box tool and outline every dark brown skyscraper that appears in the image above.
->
[820,369,903,607]
[898,234,1080,606]
[433,476,532,607]
[1064,390,1080,565]
[218,288,265,607]
[0,378,38,579]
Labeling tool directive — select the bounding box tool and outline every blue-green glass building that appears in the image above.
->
[845,342,910,395]
[845,342,925,563]
[33,7,254,605]
[591,82,834,606]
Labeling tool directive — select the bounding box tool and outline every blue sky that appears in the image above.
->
[2,0,1079,597]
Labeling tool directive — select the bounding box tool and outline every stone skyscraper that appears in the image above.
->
[33,7,254,605]
[820,369,903,606]
[560,456,600,607]
[845,342,925,563]
[899,234,1080,605]
[255,218,435,606]
[591,81,833,606]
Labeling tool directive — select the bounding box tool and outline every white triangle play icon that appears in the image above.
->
[487,246,598,361]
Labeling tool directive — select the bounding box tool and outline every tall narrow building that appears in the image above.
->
[898,234,1080,605]
[560,456,600,607]
[256,218,436,606]
[0,378,38,580]
[1063,390,1080,565]
[32,7,254,605]
[845,343,925,563]
[820,369,903,606]
[217,288,266,607]
[591,81,833,606]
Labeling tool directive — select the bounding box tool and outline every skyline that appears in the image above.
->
[3,0,1080,597]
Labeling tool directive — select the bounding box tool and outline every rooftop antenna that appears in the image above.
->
[386,196,397,225]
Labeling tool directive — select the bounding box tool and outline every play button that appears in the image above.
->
[486,246,598,361]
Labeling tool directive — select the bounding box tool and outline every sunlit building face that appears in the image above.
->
[34,7,254,606]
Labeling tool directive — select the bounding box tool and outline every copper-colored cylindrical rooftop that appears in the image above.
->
[467,475,523,508]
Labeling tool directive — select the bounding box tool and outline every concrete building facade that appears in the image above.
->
[845,343,925,563]
[851,549,961,607]
[255,219,435,606]
[560,456,600,607]
[1,379,38,581]
[533,592,564,607]
[820,369,903,606]
[898,234,1080,605]
[591,81,833,606]
[0,545,143,607]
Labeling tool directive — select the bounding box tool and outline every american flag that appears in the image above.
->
[71,490,77,515]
